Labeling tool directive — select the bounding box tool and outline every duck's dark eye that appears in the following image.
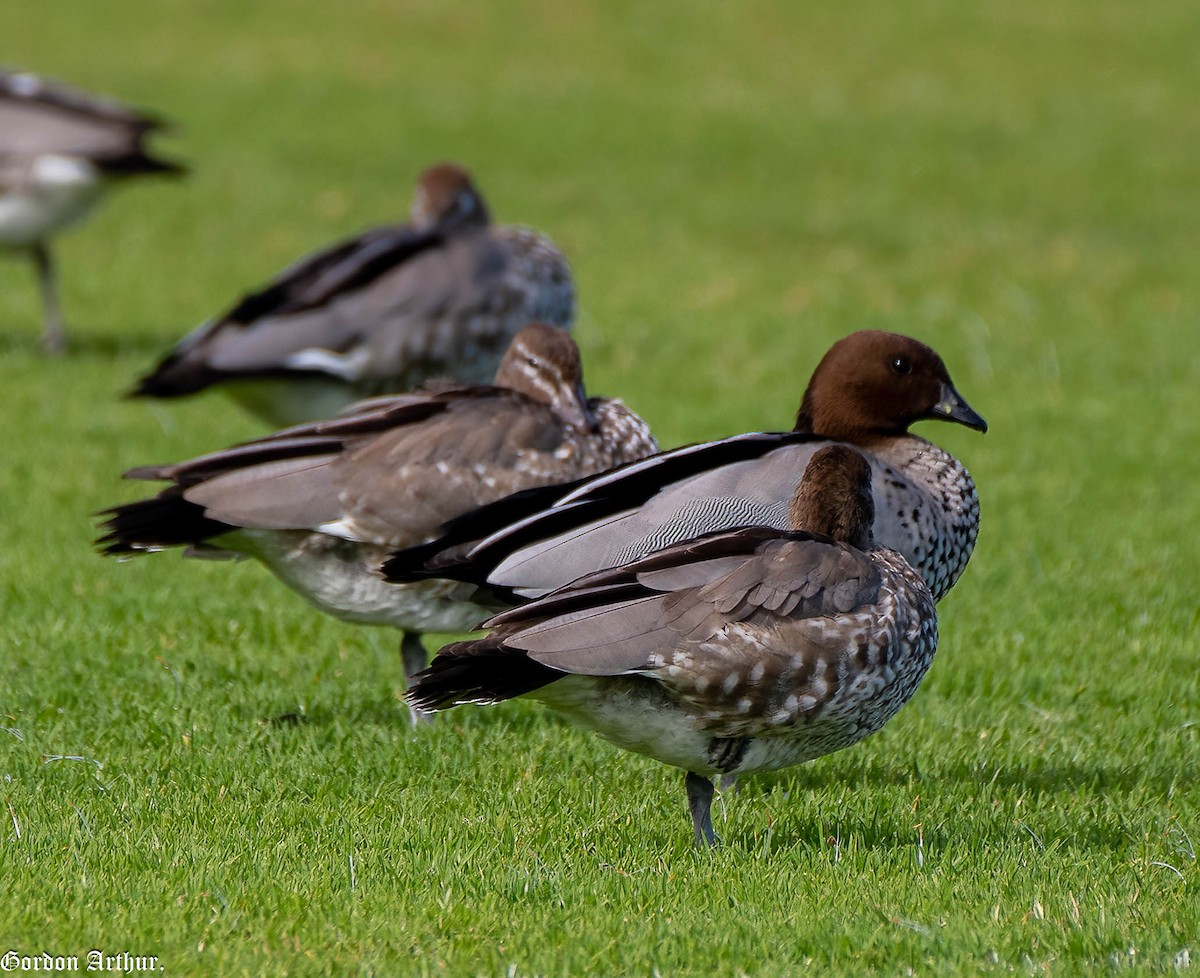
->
[890,356,912,376]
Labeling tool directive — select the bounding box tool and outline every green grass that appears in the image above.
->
[2,0,1198,974]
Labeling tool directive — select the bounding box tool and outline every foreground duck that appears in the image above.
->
[384,330,987,610]
[98,324,656,714]
[409,446,939,845]
[0,70,184,354]
[132,162,575,426]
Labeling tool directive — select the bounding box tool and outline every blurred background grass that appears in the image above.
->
[1,1,1197,974]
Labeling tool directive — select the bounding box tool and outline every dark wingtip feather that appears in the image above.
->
[406,636,561,711]
[94,492,234,555]
[127,352,222,398]
[95,152,187,178]
[380,540,467,583]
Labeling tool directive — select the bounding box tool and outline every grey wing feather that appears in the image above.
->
[310,394,582,546]
[489,444,816,595]
[0,100,134,159]
[194,233,486,379]
[182,455,342,529]
[509,594,681,676]
[635,554,771,593]
[503,535,884,680]
[693,539,880,622]
[124,434,341,483]
[200,309,362,374]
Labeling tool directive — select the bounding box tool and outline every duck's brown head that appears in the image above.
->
[793,330,987,441]
[494,322,597,432]
[410,162,491,232]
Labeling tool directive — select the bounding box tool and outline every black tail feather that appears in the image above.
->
[95,152,186,178]
[95,491,235,555]
[128,352,227,398]
[406,636,561,711]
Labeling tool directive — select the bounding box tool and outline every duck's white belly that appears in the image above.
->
[230,529,487,633]
[0,155,105,246]
[539,675,906,777]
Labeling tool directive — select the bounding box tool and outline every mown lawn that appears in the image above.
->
[1,1,1197,974]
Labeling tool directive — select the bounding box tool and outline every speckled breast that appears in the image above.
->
[867,436,980,602]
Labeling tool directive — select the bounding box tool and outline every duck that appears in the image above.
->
[131,162,575,427]
[408,445,940,846]
[0,69,184,354]
[383,330,987,611]
[97,323,657,719]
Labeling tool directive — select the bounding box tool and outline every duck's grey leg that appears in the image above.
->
[33,243,66,355]
[686,771,718,847]
[401,631,432,726]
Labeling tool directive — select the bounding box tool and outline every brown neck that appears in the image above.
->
[787,446,876,548]
[793,397,907,443]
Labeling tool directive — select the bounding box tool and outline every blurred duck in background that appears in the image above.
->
[0,69,184,354]
[132,162,575,427]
